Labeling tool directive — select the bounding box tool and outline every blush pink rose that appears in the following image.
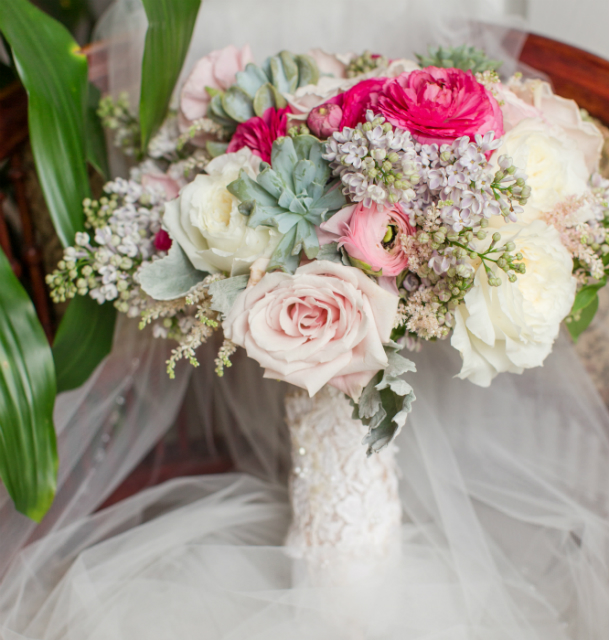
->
[318,202,414,277]
[141,173,181,200]
[223,260,398,401]
[226,106,291,163]
[378,67,504,145]
[179,44,254,141]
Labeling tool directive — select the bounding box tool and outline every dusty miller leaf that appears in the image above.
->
[139,242,207,300]
[208,275,249,317]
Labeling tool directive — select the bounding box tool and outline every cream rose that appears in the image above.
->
[506,77,602,173]
[223,260,398,401]
[493,118,590,225]
[163,148,280,276]
[451,220,576,387]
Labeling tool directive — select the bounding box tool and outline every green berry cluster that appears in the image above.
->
[345,50,388,78]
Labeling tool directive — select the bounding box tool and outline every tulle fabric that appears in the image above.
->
[1,1,609,638]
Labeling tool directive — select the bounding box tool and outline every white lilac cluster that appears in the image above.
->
[405,132,530,231]
[47,178,165,314]
[322,111,421,208]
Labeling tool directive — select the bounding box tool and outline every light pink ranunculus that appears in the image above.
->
[378,67,504,145]
[179,45,254,137]
[223,260,398,401]
[226,106,291,163]
[318,202,414,277]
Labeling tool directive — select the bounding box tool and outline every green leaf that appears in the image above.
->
[139,0,202,150]
[52,296,117,393]
[0,0,90,247]
[253,83,277,117]
[571,278,606,314]
[566,293,599,343]
[139,242,208,300]
[85,82,109,180]
[235,63,268,99]
[295,54,319,88]
[208,275,249,316]
[206,141,229,158]
[0,248,57,521]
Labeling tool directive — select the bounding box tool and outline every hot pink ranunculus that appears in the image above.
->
[325,76,388,129]
[179,45,254,142]
[378,67,504,145]
[223,260,398,401]
[226,107,291,163]
[318,202,414,277]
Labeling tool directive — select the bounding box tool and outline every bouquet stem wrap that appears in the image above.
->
[285,386,402,588]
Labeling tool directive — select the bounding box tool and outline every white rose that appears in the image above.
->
[506,77,603,173]
[493,118,590,225]
[163,148,280,276]
[451,220,576,387]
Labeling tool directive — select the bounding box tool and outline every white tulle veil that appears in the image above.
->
[1,1,609,638]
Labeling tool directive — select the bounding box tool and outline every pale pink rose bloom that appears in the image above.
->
[495,83,543,132]
[506,76,603,172]
[308,48,347,79]
[318,202,414,276]
[141,173,181,200]
[223,260,398,401]
[179,44,254,139]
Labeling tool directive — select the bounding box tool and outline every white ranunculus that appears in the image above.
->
[451,220,576,387]
[492,118,590,225]
[163,148,280,276]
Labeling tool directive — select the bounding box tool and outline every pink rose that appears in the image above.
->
[141,173,181,201]
[226,106,291,163]
[223,260,398,401]
[318,202,414,277]
[179,45,254,140]
[307,103,343,138]
[378,67,504,145]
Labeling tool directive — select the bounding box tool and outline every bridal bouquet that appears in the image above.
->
[48,45,609,454]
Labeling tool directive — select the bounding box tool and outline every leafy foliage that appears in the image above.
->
[0,0,90,247]
[227,135,346,272]
[139,242,209,301]
[0,248,57,521]
[208,51,319,131]
[566,278,606,342]
[208,275,249,316]
[139,0,202,150]
[416,44,502,75]
[353,343,416,456]
[53,296,116,393]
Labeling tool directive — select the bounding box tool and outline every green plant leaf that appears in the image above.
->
[566,293,599,343]
[571,278,606,314]
[52,296,117,393]
[0,248,57,522]
[139,0,202,151]
[85,82,109,180]
[0,0,90,247]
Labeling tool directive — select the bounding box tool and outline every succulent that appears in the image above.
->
[207,51,319,132]
[416,44,502,75]
[227,135,346,273]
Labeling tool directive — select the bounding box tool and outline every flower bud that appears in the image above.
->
[307,103,343,139]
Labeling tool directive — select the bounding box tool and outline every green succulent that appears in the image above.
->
[416,44,502,75]
[227,135,346,273]
[207,51,319,132]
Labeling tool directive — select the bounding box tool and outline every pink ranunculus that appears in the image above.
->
[223,260,398,401]
[226,106,291,163]
[378,67,504,145]
[318,202,414,277]
[179,44,254,140]
[153,229,173,252]
[307,103,343,138]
